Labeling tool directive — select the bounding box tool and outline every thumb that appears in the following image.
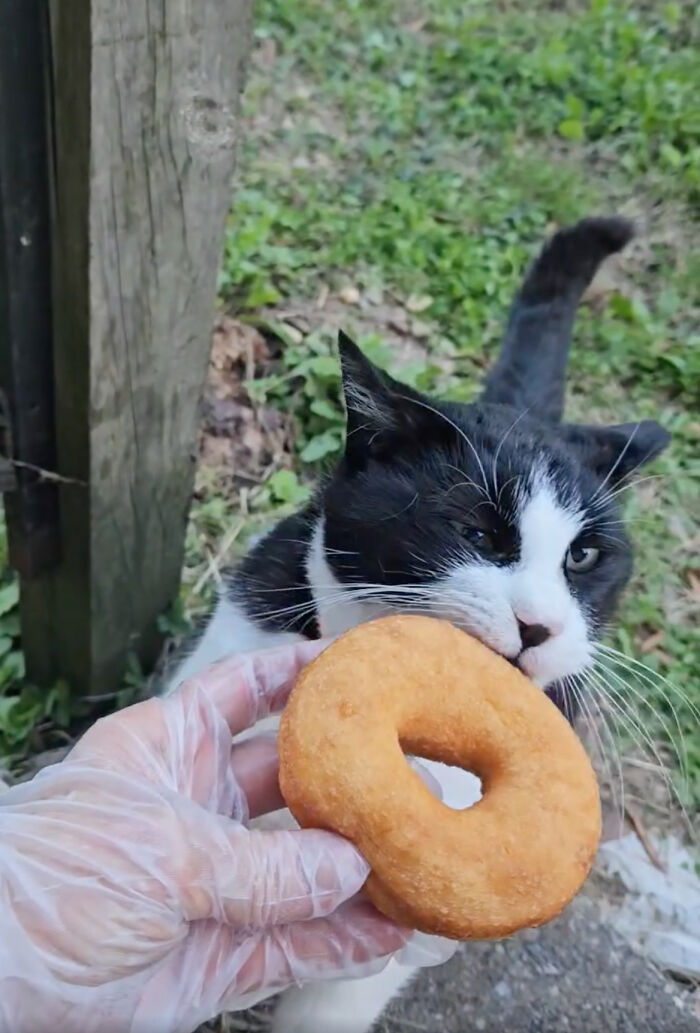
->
[179,813,370,929]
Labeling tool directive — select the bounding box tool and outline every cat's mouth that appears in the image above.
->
[496,649,574,722]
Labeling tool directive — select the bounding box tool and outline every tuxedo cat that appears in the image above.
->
[170,216,669,1032]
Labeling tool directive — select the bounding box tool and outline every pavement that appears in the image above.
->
[377,898,698,1033]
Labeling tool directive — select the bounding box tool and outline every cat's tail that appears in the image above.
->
[481,216,634,423]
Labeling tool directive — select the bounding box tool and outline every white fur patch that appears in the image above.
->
[166,595,300,691]
[438,475,591,685]
[306,520,384,637]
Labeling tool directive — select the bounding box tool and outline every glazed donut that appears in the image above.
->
[278,615,600,940]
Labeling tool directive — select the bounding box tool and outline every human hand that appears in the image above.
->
[0,641,408,1033]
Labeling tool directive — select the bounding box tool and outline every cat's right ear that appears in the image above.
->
[561,419,670,485]
[338,331,430,469]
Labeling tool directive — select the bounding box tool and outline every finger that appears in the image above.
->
[196,900,406,1012]
[179,638,329,736]
[238,899,407,998]
[229,733,284,819]
[180,822,370,928]
[164,900,408,1028]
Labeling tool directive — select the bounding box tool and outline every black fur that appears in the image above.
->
[482,216,635,422]
[232,506,321,638]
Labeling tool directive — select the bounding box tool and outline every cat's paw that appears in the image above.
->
[271,965,415,1033]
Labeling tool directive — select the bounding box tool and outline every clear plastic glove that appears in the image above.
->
[0,641,410,1033]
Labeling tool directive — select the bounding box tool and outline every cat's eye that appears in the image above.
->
[565,544,600,574]
[452,522,491,549]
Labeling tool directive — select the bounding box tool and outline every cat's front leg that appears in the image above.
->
[271,962,417,1033]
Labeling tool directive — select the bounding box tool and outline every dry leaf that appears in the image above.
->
[405,293,433,314]
[279,322,304,345]
[403,17,427,34]
[685,569,700,603]
[200,316,293,487]
[256,37,278,68]
[338,285,361,305]
[640,630,664,654]
[410,318,432,339]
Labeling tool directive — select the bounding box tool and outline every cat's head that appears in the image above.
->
[320,333,666,694]
[316,219,670,704]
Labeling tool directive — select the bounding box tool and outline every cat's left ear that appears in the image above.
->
[561,420,670,484]
[338,331,436,469]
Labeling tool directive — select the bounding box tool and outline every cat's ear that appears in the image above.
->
[338,331,433,468]
[561,419,670,485]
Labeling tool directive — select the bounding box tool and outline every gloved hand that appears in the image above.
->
[0,641,409,1033]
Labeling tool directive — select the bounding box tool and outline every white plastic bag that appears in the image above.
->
[597,833,700,979]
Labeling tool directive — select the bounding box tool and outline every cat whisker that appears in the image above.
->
[588,422,642,506]
[378,493,420,521]
[587,679,627,834]
[591,663,683,781]
[570,672,625,832]
[587,665,696,843]
[595,644,700,724]
[587,672,673,786]
[400,395,491,498]
[491,407,530,497]
[443,463,492,502]
[588,474,666,513]
[596,657,691,787]
[496,474,522,514]
[592,532,627,547]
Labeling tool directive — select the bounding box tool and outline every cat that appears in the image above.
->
[169,216,670,1032]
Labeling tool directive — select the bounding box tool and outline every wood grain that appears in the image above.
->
[24,0,253,691]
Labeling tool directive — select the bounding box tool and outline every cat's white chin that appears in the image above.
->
[517,636,592,688]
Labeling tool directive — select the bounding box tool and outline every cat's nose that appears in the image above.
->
[517,620,551,651]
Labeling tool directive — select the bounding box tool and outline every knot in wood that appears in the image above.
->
[182,94,237,153]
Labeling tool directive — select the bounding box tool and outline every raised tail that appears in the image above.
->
[481,216,634,423]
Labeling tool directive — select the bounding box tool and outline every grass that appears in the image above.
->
[1,0,698,811]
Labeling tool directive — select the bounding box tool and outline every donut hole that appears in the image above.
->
[407,755,482,811]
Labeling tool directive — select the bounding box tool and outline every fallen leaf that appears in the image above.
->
[256,37,278,68]
[364,283,384,306]
[582,264,619,305]
[388,313,412,336]
[410,318,432,339]
[279,322,304,345]
[640,630,664,654]
[405,293,433,314]
[338,285,361,305]
[668,514,691,547]
[200,316,293,487]
[685,569,700,602]
[403,17,427,34]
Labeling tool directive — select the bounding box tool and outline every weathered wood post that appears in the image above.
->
[1,0,253,693]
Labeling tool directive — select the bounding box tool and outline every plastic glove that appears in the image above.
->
[0,641,409,1033]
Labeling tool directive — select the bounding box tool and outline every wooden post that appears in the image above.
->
[0,0,60,579]
[10,0,253,693]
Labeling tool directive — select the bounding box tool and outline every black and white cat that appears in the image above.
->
[170,216,669,1032]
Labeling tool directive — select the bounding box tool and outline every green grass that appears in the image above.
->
[1,0,698,810]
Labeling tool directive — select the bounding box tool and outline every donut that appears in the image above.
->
[278,615,600,940]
